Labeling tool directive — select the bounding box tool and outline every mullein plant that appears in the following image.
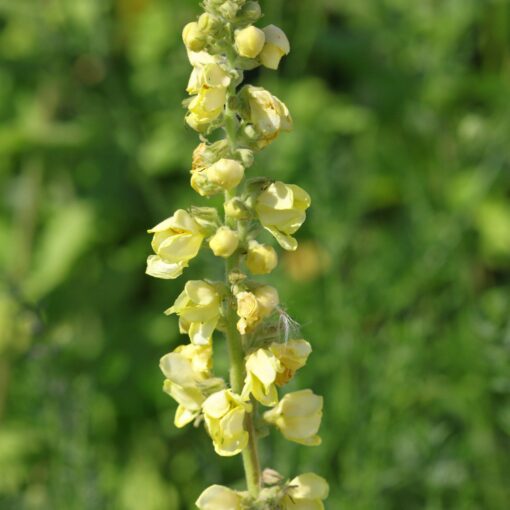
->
[146,1,328,508]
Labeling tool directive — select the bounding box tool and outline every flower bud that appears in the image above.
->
[246,240,278,274]
[224,197,251,220]
[209,227,240,258]
[206,158,245,190]
[253,285,279,317]
[239,1,262,22]
[218,0,240,20]
[182,22,206,52]
[236,148,254,167]
[235,26,266,58]
[198,12,221,35]
[260,25,290,70]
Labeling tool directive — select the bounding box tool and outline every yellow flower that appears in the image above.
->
[186,51,230,95]
[242,348,280,406]
[282,473,329,510]
[202,389,252,456]
[242,340,311,405]
[182,21,206,52]
[242,85,292,147]
[270,339,312,386]
[186,86,227,132]
[246,240,278,274]
[260,25,290,70]
[185,51,230,132]
[235,26,266,58]
[264,389,323,446]
[146,210,205,279]
[236,285,279,334]
[165,280,222,345]
[209,226,240,258]
[196,485,242,510]
[255,181,311,251]
[160,343,224,428]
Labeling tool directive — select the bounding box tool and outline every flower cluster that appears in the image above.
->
[146,1,328,507]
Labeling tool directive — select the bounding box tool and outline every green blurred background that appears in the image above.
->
[1,0,510,508]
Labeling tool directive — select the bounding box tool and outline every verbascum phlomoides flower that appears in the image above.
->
[165,280,222,345]
[242,340,311,406]
[255,181,311,251]
[241,85,292,148]
[202,389,252,456]
[236,285,279,334]
[196,484,243,510]
[264,389,323,446]
[281,473,329,510]
[160,343,224,428]
[146,209,205,279]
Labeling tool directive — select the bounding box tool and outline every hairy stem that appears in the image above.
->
[224,257,261,496]
[223,101,262,495]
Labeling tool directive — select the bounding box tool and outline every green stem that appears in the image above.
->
[223,96,261,495]
[224,257,262,496]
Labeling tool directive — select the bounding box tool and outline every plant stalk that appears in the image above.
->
[223,95,262,495]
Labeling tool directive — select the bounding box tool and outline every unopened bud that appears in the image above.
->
[198,12,220,34]
[224,197,251,220]
[253,285,279,317]
[246,240,278,274]
[209,227,240,258]
[206,159,245,190]
[235,26,266,58]
[236,148,254,167]
[239,1,262,23]
[262,468,284,486]
[182,22,206,52]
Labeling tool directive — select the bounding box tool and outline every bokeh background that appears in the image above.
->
[1,0,510,508]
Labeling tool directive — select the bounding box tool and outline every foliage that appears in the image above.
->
[1,0,509,509]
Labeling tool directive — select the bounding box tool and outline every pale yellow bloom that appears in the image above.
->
[282,473,329,510]
[235,25,266,58]
[264,389,322,446]
[185,51,229,132]
[260,25,290,70]
[242,85,292,147]
[160,343,224,428]
[209,227,239,258]
[146,210,204,279]
[196,484,242,510]
[186,51,230,95]
[165,280,222,345]
[202,389,252,456]
[270,339,312,386]
[186,86,227,132]
[182,21,206,52]
[242,348,280,406]
[255,181,311,251]
[236,285,279,334]
[246,240,278,274]
[242,340,311,406]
